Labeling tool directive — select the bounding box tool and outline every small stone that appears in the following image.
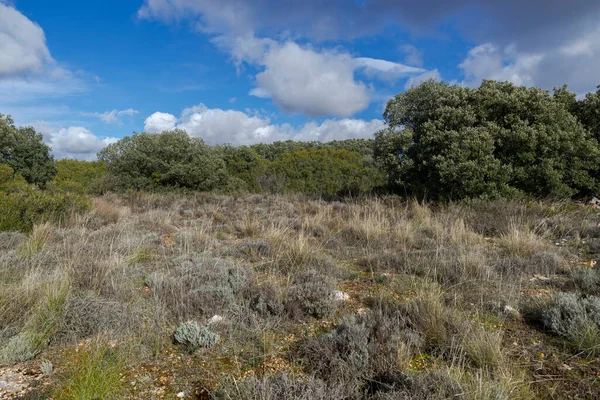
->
[333,290,350,301]
[177,392,186,398]
[208,315,224,325]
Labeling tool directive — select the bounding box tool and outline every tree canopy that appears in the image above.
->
[0,114,56,188]
[375,80,600,200]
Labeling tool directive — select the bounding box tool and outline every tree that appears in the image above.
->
[49,159,107,194]
[267,148,383,197]
[0,114,56,188]
[217,145,268,192]
[375,80,600,200]
[97,130,228,191]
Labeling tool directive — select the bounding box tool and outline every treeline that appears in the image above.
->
[1,80,600,230]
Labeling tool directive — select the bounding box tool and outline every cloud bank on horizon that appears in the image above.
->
[1,0,599,159]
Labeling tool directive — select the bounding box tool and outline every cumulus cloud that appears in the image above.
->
[459,33,600,94]
[251,42,370,117]
[32,123,118,160]
[81,108,139,124]
[217,36,424,117]
[144,104,383,145]
[0,3,53,78]
[139,0,600,94]
[144,112,178,133]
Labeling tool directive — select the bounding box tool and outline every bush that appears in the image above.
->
[213,372,346,400]
[49,159,107,194]
[98,130,229,191]
[267,148,383,197]
[0,331,38,365]
[0,186,90,232]
[285,271,339,319]
[0,114,56,188]
[375,80,600,199]
[540,292,600,354]
[572,268,600,295]
[174,320,219,352]
[146,257,248,320]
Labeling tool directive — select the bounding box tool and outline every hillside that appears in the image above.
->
[1,193,600,399]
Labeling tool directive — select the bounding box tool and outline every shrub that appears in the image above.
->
[375,80,600,199]
[540,292,600,354]
[174,320,219,353]
[49,159,107,194]
[98,130,228,191]
[572,268,600,295]
[285,271,338,319]
[0,331,38,365]
[249,283,284,316]
[146,257,248,320]
[0,115,56,188]
[0,186,90,232]
[213,372,346,400]
[267,148,382,197]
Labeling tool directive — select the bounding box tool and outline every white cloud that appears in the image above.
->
[459,31,600,93]
[0,3,53,78]
[32,123,118,160]
[144,104,383,145]
[400,44,424,67]
[459,43,543,87]
[354,57,424,81]
[251,42,369,117]
[144,112,178,133]
[82,108,139,124]
[216,35,426,117]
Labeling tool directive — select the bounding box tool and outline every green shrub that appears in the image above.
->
[267,148,383,197]
[375,80,600,199]
[0,186,90,232]
[98,130,228,191]
[174,320,219,352]
[49,159,107,194]
[0,114,56,188]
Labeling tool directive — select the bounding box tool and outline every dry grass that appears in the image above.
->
[0,192,599,399]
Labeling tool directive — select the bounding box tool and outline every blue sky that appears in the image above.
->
[1,0,599,159]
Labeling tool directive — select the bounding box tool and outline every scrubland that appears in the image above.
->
[1,192,600,399]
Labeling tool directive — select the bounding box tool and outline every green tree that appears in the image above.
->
[97,130,228,191]
[0,114,56,187]
[375,80,600,200]
[267,148,382,197]
[49,159,107,194]
[217,145,268,192]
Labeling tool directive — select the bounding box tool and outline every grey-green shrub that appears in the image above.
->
[572,268,600,295]
[0,331,38,365]
[541,292,600,354]
[285,271,338,319]
[213,372,346,400]
[174,321,219,353]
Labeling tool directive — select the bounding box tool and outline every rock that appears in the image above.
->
[590,197,600,209]
[333,290,350,301]
[208,315,224,325]
[502,305,521,320]
[177,392,186,398]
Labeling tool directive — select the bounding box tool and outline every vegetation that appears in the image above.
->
[1,79,600,399]
[0,114,56,188]
[375,80,600,199]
